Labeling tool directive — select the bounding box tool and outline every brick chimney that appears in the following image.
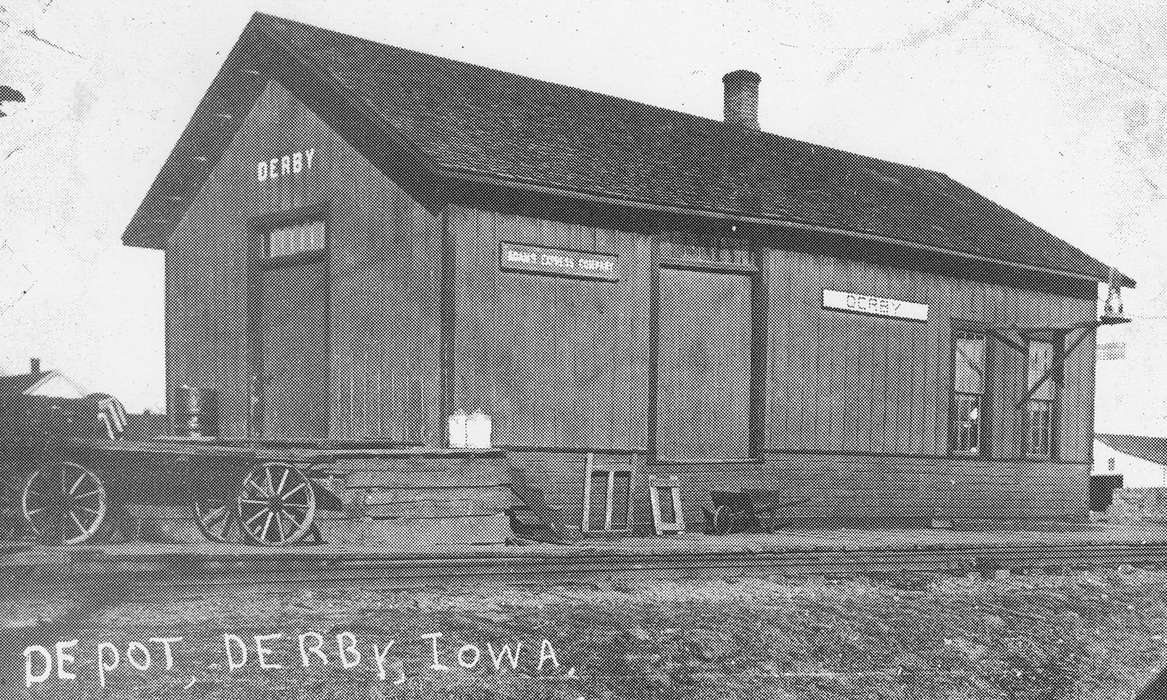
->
[29,357,40,374]
[722,69,761,129]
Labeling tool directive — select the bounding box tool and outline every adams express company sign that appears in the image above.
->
[823,289,929,322]
[500,242,619,281]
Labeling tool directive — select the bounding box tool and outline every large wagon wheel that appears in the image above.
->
[22,461,108,545]
[236,462,316,546]
[193,496,240,543]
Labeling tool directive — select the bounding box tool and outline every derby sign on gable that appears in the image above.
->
[257,149,316,182]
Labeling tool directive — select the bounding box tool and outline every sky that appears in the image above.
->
[0,0,1164,434]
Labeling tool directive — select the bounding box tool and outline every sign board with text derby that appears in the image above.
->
[822,289,929,322]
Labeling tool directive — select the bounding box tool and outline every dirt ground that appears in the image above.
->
[1,566,1165,699]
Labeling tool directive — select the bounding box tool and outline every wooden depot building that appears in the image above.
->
[122,13,1134,536]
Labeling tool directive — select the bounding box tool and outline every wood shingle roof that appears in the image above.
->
[123,13,1132,287]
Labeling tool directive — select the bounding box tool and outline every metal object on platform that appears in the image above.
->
[448,411,468,448]
[174,385,217,438]
[466,410,492,449]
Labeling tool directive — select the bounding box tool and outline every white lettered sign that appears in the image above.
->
[500,242,619,281]
[257,148,316,182]
[822,289,928,321]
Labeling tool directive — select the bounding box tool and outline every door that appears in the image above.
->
[655,266,753,461]
[256,255,329,441]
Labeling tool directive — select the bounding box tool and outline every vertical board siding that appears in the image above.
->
[164,81,1099,523]
[655,267,753,461]
[1061,297,1097,463]
[166,79,440,441]
[762,248,1097,463]
[330,155,442,445]
[447,205,651,452]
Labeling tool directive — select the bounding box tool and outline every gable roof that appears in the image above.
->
[123,12,1133,288]
[1097,434,1167,467]
[0,370,54,396]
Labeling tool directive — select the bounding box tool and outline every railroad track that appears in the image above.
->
[5,539,1167,592]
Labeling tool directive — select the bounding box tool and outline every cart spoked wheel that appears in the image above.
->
[22,461,108,545]
[237,462,316,546]
[193,496,240,543]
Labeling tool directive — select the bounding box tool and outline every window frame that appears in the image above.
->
[581,454,635,535]
[256,206,329,270]
[1024,336,1060,461]
[949,326,991,457]
[647,474,684,535]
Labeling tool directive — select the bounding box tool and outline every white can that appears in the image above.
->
[447,411,468,448]
[466,411,492,449]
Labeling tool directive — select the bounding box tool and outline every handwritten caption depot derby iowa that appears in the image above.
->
[22,631,565,688]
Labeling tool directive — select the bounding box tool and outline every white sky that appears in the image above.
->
[0,1,1164,433]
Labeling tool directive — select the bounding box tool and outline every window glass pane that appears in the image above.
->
[954,334,986,394]
[588,471,609,531]
[267,220,325,257]
[1028,340,1054,400]
[953,393,982,453]
[1027,399,1053,457]
[661,232,753,266]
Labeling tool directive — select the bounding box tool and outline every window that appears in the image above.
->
[266,219,325,258]
[951,331,987,455]
[1026,339,1056,459]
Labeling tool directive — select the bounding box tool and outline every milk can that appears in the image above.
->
[466,410,492,449]
[447,410,468,448]
[174,385,217,438]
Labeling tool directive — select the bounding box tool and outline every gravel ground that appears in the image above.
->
[1,566,1165,699]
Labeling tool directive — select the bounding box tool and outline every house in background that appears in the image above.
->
[1094,433,1167,488]
[1092,433,1167,516]
[120,13,1133,534]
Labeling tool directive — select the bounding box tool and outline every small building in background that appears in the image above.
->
[1094,433,1167,488]
[1093,434,1167,519]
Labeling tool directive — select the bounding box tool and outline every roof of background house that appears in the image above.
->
[0,370,53,396]
[1097,434,1167,466]
[122,13,1133,288]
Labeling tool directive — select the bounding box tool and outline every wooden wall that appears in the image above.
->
[763,453,1089,523]
[165,79,441,440]
[446,210,1097,462]
[510,449,1090,533]
[762,248,1097,463]
[457,209,1098,529]
[162,77,1098,525]
[445,205,652,451]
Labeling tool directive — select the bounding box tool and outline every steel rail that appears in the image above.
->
[4,540,1167,594]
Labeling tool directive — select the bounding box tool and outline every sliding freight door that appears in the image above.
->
[655,267,753,460]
